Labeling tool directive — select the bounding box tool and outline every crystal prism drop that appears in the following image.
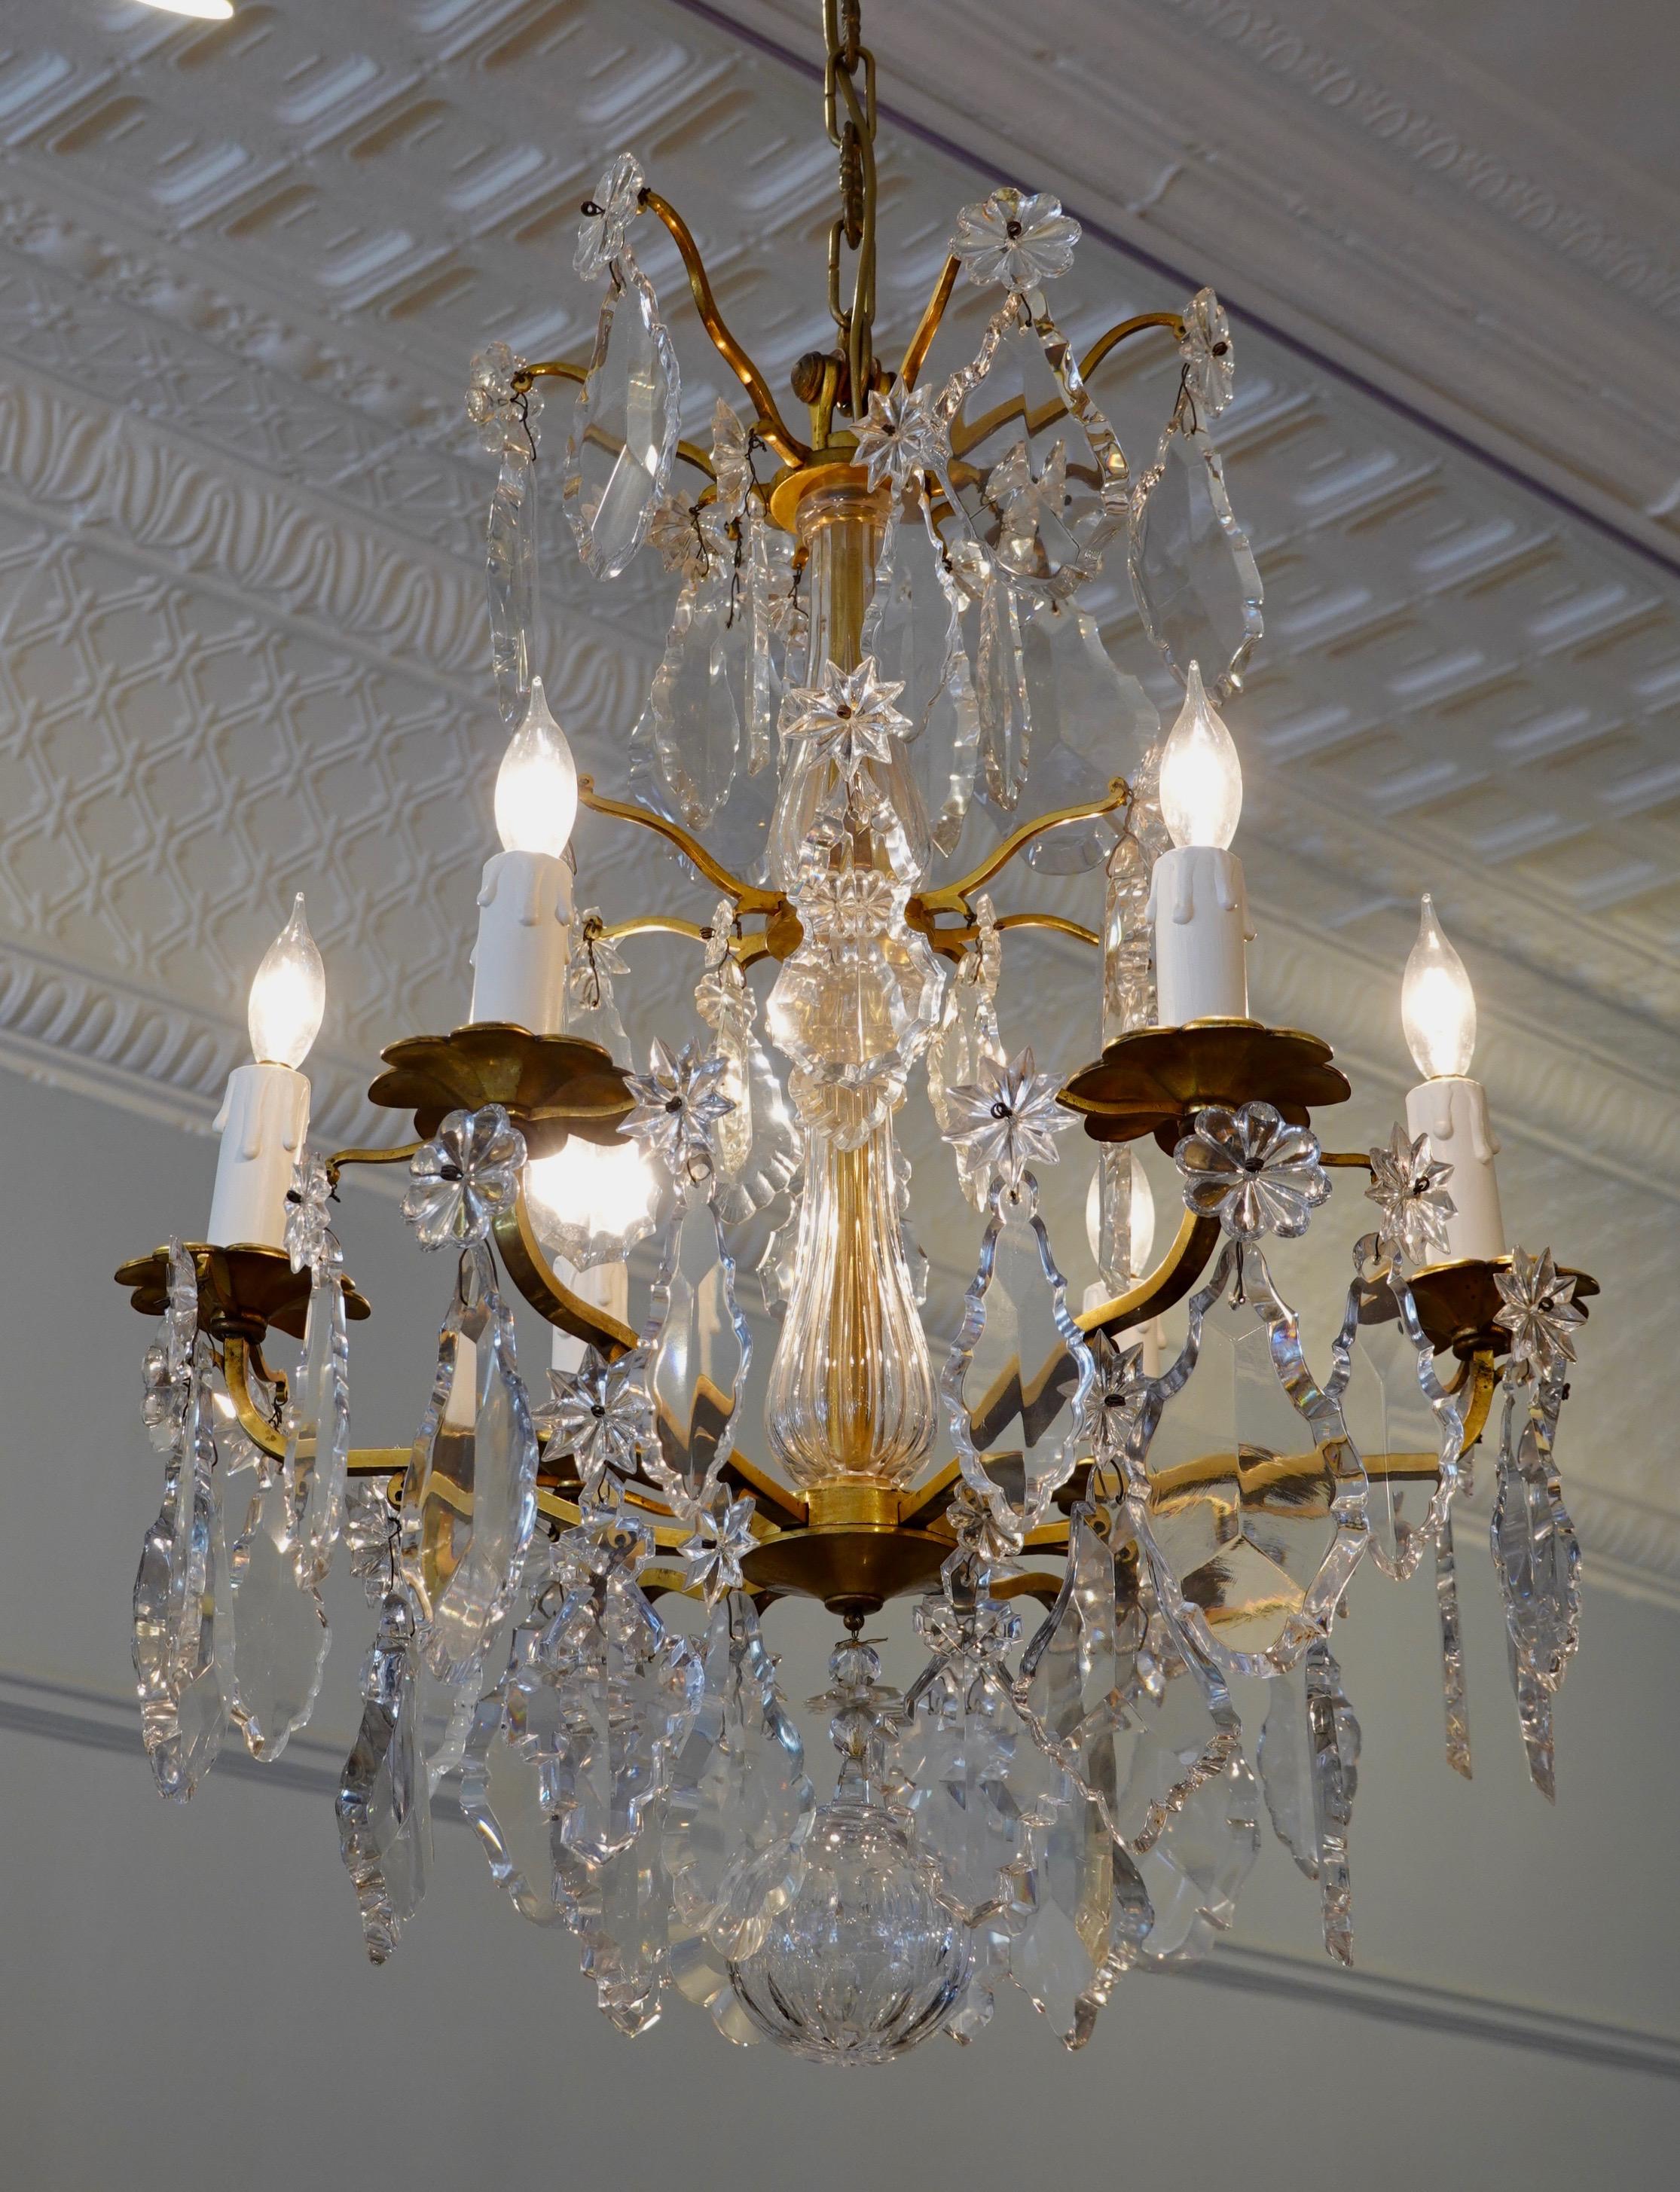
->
[226,1468,330,1762]
[639,1186,753,1502]
[642,565,742,826]
[1491,1380,1581,1693]
[419,1653,483,1793]
[578,1827,674,2036]
[663,1593,814,1957]
[133,1341,227,1801]
[1016,1507,1140,1792]
[1436,1504,1473,1780]
[1128,1239,1367,1677]
[862,496,981,856]
[926,899,1004,1212]
[460,1596,592,1927]
[1008,1778,1113,2050]
[943,1171,1097,1545]
[338,1590,431,1963]
[563,258,680,579]
[1507,1629,1556,1802]
[487,441,537,725]
[975,572,1031,810]
[1129,416,1263,700]
[1258,1638,1360,1965]
[1020,598,1157,873]
[1329,1259,1463,1582]
[901,1658,1056,1929]
[400,1242,539,1682]
[284,1258,350,1589]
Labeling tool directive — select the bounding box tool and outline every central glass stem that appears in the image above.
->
[763,479,937,1496]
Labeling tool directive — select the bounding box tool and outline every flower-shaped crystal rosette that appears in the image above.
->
[1364,1125,1455,1270]
[574,151,646,281]
[536,1345,655,1499]
[1494,1247,1586,1382]
[678,1484,758,1607]
[622,1040,735,1187]
[1119,1236,1369,1681]
[854,384,951,496]
[645,493,707,581]
[951,187,1080,292]
[402,1105,527,1250]
[707,398,755,517]
[1175,1103,1330,1243]
[1178,288,1234,422]
[1325,1244,1468,1583]
[782,656,910,783]
[286,1150,337,1275]
[938,1047,1079,1192]
[466,341,540,456]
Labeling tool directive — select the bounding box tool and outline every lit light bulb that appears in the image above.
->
[248,895,325,1069]
[526,1134,658,1264]
[495,677,578,858]
[134,1,235,17]
[1085,1152,1157,1279]
[1401,893,1477,1080]
[1158,660,1242,850]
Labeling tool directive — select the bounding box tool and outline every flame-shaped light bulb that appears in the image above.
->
[1401,893,1477,1080]
[135,1,234,19]
[1158,661,1242,850]
[1085,1152,1156,1273]
[248,894,325,1069]
[526,1135,658,1259]
[495,676,578,858]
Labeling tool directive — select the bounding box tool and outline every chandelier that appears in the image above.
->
[116,0,1596,2063]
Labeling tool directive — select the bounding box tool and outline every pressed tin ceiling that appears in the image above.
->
[0,0,1676,1591]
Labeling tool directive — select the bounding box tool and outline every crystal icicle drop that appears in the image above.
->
[1258,1638,1360,1965]
[1435,1505,1473,1780]
[285,1256,350,1589]
[487,441,538,725]
[563,255,681,579]
[643,560,743,828]
[639,1182,753,1504]
[338,1589,432,1963]
[926,896,1004,1213]
[400,1241,539,1683]
[226,1462,330,1763]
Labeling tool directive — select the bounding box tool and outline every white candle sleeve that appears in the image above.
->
[551,1258,631,1374]
[207,1061,311,1249]
[1404,1074,1504,1262]
[1147,844,1252,1024]
[469,849,573,1033]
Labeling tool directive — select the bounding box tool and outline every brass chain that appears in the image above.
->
[822,0,877,419]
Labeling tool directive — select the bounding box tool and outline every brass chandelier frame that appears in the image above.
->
[114,0,1592,1620]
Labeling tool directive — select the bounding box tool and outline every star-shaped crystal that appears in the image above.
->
[285,1149,338,1275]
[914,1579,1020,1663]
[1364,1124,1455,1268]
[939,1046,1077,1189]
[678,1483,756,1607]
[622,1038,734,1185]
[402,1104,527,1248]
[1175,1102,1330,1242]
[854,383,949,493]
[1178,287,1234,420]
[1494,1246,1586,1381]
[536,1345,655,1499]
[574,151,646,281]
[951,187,1080,292]
[781,655,909,781]
[465,341,540,456]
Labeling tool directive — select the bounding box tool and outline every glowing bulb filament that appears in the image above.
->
[1158,661,1242,850]
[1401,893,1477,1080]
[248,894,325,1070]
[495,677,579,858]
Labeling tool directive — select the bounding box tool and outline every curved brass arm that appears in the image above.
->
[1453,1350,1499,1453]
[911,778,1130,926]
[221,1335,289,1463]
[517,359,717,481]
[491,1186,638,1358]
[1076,1207,1224,1340]
[899,255,960,392]
[640,191,809,467]
[1079,311,1185,383]
[603,912,780,970]
[577,777,787,920]
[327,1141,420,1179]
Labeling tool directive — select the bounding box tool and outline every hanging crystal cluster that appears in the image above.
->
[124,77,1593,2071]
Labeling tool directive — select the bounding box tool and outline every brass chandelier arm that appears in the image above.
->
[221,1333,289,1463]
[926,910,1101,961]
[490,1186,638,1357]
[1078,311,1186,383]
[638,190,809,466]
[911,777,1132,924]
[325,1140,421,1180]
[513,360,718,481]
[602,912,781,970]
[898,255,961,392]
[1453,1351,1500,1452]
[576,776,787,920]
[1076,1207,1225,1339]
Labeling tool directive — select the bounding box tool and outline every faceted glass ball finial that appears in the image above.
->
[729,1802,969,2064]
[495,678,579,859]
[1401,894,1477,1081]
[248,893,325,1070]
[1159,661,1242,850]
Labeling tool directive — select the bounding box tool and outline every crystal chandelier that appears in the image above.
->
[116,0,1597,2063]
